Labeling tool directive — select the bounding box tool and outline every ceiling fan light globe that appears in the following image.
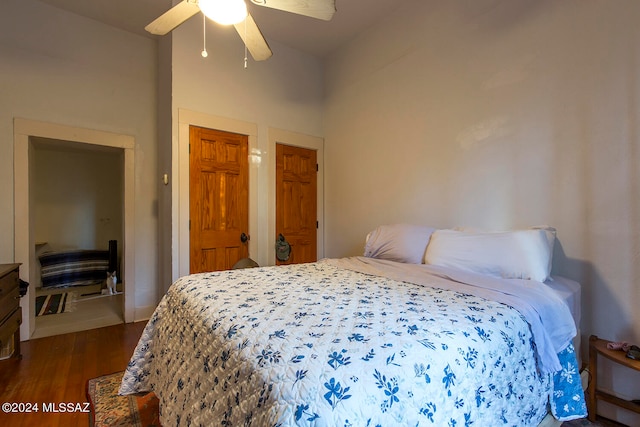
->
[199,0,247,26]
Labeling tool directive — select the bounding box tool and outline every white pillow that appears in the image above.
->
[364,224,436,264]
[531,225,556,252]
[424,228,554,281]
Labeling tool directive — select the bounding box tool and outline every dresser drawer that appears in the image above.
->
[0,269,18,295]
[0,268,19,326]
[0,307,21,349]
[0,285,20,323]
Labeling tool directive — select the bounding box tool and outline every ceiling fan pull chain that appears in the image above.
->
[244,18,248,69]
[201,14,208,58]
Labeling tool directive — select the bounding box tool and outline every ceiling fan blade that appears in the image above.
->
[145,0,200,35]
[250,0,336,21]
[234,13,273,61]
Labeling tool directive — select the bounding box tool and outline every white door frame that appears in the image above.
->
[175,109,258,280]
[14,118,135,340]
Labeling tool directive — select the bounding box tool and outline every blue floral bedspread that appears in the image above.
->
[120,259,586,426]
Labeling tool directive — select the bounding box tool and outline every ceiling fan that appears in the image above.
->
[146,0,337,61]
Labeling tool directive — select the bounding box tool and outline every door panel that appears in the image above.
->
[276,143,317,265]
[190,126,249,273]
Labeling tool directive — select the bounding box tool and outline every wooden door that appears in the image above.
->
[190,126,249,273]
[276,143,317,265]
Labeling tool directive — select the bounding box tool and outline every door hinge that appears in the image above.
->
[189,220,191,231]
[316,163,318,172]
[316,221,319,229]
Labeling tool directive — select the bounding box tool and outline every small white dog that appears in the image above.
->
[106,271,117,295]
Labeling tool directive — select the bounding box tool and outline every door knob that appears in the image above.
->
[240,232,249,243]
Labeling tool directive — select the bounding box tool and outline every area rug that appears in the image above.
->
[562,418,606,426]
[86,371,160,427]
[563,418,618,426]
[86,371,609,427]
[35,292,76,316]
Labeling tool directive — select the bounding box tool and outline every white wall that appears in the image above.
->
[324,0,640,423]
[170,15,324,274]
[172,16,324,137]
[32,141,123,256]
[0,0,159,318]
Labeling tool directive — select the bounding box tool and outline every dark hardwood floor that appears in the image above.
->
[0,321,147,427]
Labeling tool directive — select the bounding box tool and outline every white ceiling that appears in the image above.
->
[36,0,406,58]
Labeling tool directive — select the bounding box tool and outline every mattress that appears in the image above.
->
[120,257,586,426]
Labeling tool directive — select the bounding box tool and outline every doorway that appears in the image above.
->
[268,127,324,265]
[30,138,124,338]
[14,118,136,341]
[177,110,259,279]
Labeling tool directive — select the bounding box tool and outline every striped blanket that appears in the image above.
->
[39,250,109,288]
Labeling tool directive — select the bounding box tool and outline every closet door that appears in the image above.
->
[275,143,317,265]
[189,126,249,273]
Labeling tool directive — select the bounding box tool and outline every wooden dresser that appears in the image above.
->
[0,263,22,361]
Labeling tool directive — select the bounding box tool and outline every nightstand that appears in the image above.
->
[587,335,640,421]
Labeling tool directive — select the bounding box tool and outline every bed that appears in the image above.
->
[120,225,587,426]
[39,249,110,288]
